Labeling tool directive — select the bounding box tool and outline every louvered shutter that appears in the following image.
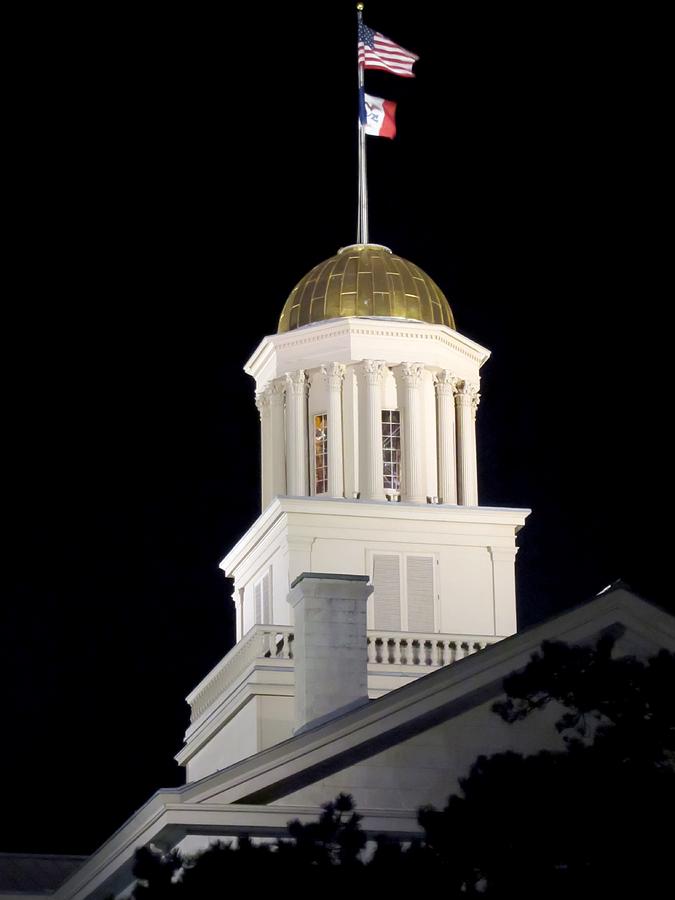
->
[262,571,272,624]
[406,555,434,632]
[254,580,262,625]
[373,554,401,630]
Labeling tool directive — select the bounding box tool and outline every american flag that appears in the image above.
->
[357,21,419,78]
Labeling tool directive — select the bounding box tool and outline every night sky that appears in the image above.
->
[2,3,670,856]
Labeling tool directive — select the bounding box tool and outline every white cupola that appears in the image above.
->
[176,244,529,783]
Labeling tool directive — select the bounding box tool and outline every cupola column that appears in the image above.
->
[285,370,308,496]
[256,390,272,509]
[435,370,459,505]
[268,379,287,499]
[397,362,427,503]
[322,363,346,498]
[456,381,480,506]
[360,360,387,501]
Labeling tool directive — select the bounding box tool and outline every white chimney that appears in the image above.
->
[288,573,372,733]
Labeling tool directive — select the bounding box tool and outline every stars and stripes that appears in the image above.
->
[357,21,419,78]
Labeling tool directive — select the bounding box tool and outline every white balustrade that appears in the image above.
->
[366,630,495,669]
[192,625,495,726]
[188,625,294,723]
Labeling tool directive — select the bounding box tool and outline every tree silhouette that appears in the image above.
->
[131,794,367,897]
[418,635,675,895]
[131,637,674,897]
[284,792,367,869]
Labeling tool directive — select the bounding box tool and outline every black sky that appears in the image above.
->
[2,2,670,855]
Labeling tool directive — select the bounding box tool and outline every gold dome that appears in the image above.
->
[277,244,455,333]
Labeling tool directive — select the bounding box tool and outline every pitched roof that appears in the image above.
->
[53,587,675,900]
[184,586,674,806]
[0,854,86,893]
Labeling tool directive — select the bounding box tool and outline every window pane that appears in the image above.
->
[314,413,328,494]
[381,409,401,492]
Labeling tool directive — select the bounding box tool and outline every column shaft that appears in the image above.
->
[322,363,345,498]
[360,360,387,500]
[456,381,480,506]
[268,380,287,498]
[435,370,459,504]
[398,363,426,502]
[285,370,308,496]
[256,391,272,509]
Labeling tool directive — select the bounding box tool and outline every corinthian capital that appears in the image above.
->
[321,362,346,389]
[361,359,388,385]
[268,378,286,403]
[255,391,270,418]
[398,362,425,387]
[285,369,307,395]
[456,380,481,414]
[434,370,460,395]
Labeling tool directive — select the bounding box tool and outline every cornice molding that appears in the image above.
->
[245,318,491,382]
[220,497,531,576]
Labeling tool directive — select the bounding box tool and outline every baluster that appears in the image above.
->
[424,640,432,666]
[410,640,418,665]
[449,641,457,664]
[287,632,294,660]
[461,641,470,659]
[392,638,402,665]
[367,637,376,663]
[435,640,444,666]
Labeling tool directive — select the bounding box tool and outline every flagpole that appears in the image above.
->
[357,3,369,245]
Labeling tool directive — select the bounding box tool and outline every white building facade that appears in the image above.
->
[32,244,675,900]
[177,244,529,781]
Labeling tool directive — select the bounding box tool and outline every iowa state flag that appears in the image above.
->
[359,90,397,139]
